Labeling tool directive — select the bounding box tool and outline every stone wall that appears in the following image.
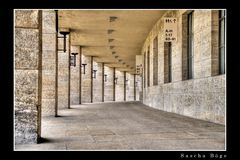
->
[15,10,42,144]
[144,75,225,124]
[142,10,225,124]
[42,10,56,115]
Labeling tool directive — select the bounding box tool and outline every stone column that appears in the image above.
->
[126,73,134,101]
[102,63,105,102]
[81,55,91,103]
[42,10,56,116]
[68,33,71,108]
[70,46,80,105]
[90,56,93,103]
[58,30,69,109]
[93,60,103,102]
[116,70,124,101]
[113,67,116,101]
[15,10,42,144]
[79,46,82,104]
[134,74,136,101]
[55,11,58,117]
[104,66,113,101]
[124,71,126,101]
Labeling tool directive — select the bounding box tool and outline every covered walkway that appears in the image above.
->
[14,9,226,150]
[15,102,225,150]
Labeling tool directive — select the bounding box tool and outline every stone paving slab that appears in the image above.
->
[15,102,225,150]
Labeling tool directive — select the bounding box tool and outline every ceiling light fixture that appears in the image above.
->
[108,39,114,42]
[110,46,115,49]
[107,29,115,34]
[109,16,118,22]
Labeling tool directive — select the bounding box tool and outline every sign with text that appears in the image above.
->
[164,18,177,42]
[136,55,143,75]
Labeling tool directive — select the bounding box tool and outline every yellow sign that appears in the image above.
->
[164,18,177,42]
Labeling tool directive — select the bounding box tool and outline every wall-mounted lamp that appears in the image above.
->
[104,74,107,82]
[70,53,78,67]
[59,31,70,52]
[112,52,116,55]
[114,77,118,84]
[92,70,97,79]
[55,11,69,53]
[81,63,87,74]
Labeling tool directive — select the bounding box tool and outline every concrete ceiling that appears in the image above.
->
[59,10,165,73]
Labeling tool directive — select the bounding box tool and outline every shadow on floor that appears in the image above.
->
[38,137,64,144]
[43,115,75,119]
[38,137,53,144]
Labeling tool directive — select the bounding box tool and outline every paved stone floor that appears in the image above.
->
[15,101,225,150]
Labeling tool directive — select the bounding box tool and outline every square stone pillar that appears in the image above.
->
[102,63,104,102]
[113,67,116,101]
[93,61,103,102]
[104,66,113,101]
[58,31,70,109]
[116,70,124,101]
[70,46,80,104]
[15,10,42,144]
[136,75,141,101]
[123,71,126,101]
[127,73,135,101]
[82,55,91,103]
[42,10,56,116]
